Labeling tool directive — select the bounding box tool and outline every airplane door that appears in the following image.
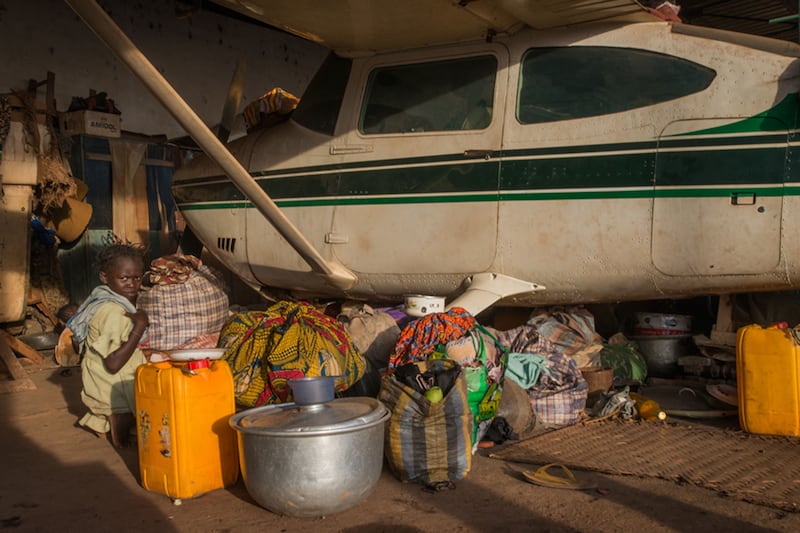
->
[652,119,787,276]
[330,49,505,276]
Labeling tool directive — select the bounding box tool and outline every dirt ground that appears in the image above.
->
[2,358,800,533]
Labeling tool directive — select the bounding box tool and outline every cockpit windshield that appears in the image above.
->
[360,55,497,134]
[292,53,353,135]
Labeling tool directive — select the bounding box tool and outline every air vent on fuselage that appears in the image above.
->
[217,237,236,253]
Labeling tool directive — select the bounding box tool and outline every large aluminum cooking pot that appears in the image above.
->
[229,397,390,517]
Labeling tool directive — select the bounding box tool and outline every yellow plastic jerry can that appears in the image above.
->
[135,359,239,500]
[736,323,800,437]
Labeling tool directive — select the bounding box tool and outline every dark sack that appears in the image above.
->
[380,359,472,487]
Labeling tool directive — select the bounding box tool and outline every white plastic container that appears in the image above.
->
[404,295,445,317]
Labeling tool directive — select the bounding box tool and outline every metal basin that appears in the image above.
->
[631,334,692,378]
[230,397,389,517]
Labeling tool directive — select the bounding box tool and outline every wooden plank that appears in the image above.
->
[134,164,150,248]
[0,335,37,393]
[0,185,33,323]
[0,379,38,394]
[0,330,46,364]
[710,294,737,347]
[110,140,147,244]
[28,286,60,327]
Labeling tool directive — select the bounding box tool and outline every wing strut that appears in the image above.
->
[65,0,357,291]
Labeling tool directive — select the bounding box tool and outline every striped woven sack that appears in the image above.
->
[137,264,229,351]
[219,301,365,407]
[380,359,473,488]
[529,352,589,427]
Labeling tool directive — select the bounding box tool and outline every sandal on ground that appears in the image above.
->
[522,463,597,490]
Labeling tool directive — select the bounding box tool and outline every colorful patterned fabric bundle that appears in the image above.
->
[219,301,365,407]
[243,87,299,130]
[389,307,476,370]
[496,307,594,427]
[147,254,201,285]
[522,307,602,356]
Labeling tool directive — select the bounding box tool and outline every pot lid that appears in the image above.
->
[231,397,389,436]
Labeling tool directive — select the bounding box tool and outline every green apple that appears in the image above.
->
[425,386,444,403]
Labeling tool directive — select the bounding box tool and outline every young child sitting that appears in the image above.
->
[66,242,150,448]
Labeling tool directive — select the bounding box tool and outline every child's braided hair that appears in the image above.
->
[96,235,147,273]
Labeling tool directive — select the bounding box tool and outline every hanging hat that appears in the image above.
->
[73,179,89,201]
[46,196,93,243]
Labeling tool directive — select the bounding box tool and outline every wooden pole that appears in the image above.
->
[0,335,37,393]
[0,330,46,364]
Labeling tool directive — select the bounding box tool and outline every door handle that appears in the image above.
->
[730,192,756,205]
[331,144,373,155]
[464,149,493,160]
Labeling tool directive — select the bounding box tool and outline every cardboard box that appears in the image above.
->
[60,110,121,138]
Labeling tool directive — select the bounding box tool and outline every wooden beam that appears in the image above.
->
[0,330,46,364]
[710,295,737,346]
[28,286,60,327]
[0,335,37,393]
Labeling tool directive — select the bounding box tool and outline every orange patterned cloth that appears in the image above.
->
[243,88,299,130]
[389,307,476,371]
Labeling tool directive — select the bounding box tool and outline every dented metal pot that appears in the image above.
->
[229,397,390,517]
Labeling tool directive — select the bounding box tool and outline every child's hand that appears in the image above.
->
[126,310,150,332]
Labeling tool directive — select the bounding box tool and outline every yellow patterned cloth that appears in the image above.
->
[218,301,365,407]
[243,87,299,131]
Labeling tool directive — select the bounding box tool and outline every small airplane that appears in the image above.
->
[66,0,800,323]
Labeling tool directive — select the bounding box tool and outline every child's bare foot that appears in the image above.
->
[109,413,135,448]
[76,420,104,439]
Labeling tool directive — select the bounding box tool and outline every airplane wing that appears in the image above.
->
[210,0,660,54]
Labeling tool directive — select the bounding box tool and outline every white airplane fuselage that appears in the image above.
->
[173,21,800,307]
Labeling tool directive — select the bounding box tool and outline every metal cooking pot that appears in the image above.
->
[229,397,390,517]
[631,334,692,378]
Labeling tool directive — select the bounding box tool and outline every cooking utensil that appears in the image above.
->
[404,294,445,317]
[630,334,692,378]
[168,348,226,362]
[287,376,339,405]
[230,397,390,517]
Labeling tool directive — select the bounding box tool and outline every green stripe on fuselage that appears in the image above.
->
[174,132,794,209]
[679,94,800,135]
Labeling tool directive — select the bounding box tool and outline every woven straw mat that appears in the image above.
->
[490,420,800,512]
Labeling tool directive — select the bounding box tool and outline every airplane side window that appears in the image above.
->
[517,47,716,124]
[293,53,352,135]
[360,55,497,134]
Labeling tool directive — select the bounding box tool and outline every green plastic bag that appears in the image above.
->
[456,326,506,445]
[599,342,648,382]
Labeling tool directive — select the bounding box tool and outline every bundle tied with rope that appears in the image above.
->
[8,85,91,243]
[36,152,77,215]
[218,300,366,407]
[36,154,91,243]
